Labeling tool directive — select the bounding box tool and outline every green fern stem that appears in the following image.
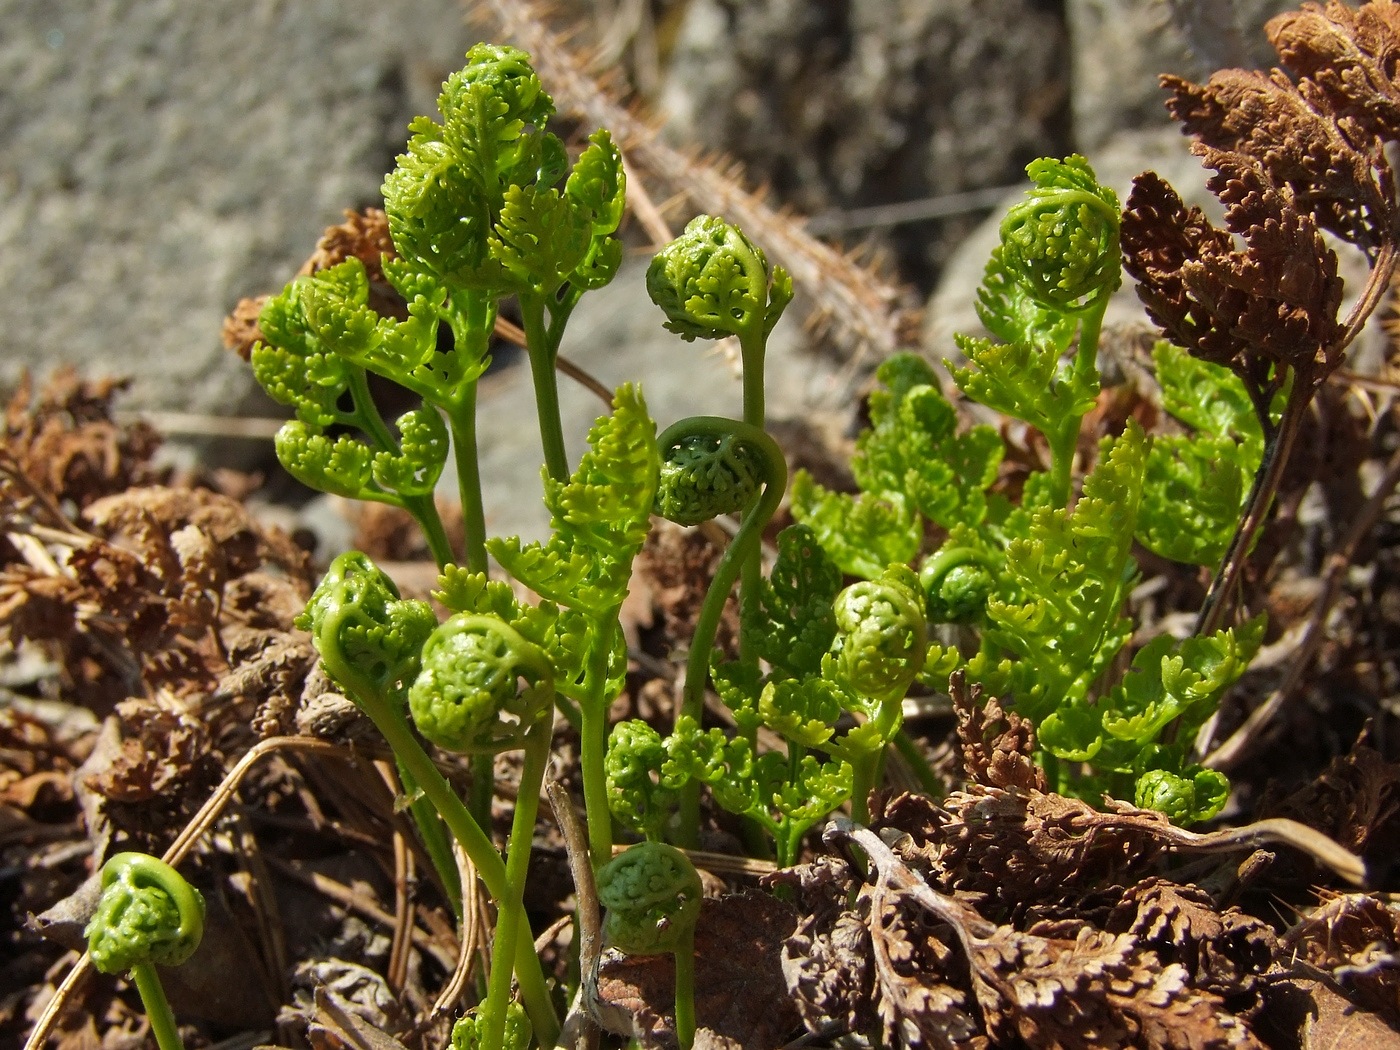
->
[344,365,457,568]
[518,290,574,484]
[581,616,621,870]
[664,417,787,846]
[314,606,559,1046]
[445,402,489,576]
[737,326,768,668]
[672,926,698,1050]
[478,712,553,1050]
[1046,293,1108,509]
[130,962,184,1050]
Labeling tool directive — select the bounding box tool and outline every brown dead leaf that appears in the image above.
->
[1287,893,1400,1027]
[2,367,161,510]
[951,670,1046,792]
[1107,878,1277,997]
[1262,735,1400,880]
[79,699,212,804]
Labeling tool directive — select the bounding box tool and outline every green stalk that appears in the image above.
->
[130,963,184,1050]
[315,621,558,1042]
[447,401,490,577]
[480,720,554,1050]
[1046,295,1107,510]
[402,492,457,571]
[579,616,619,870]
[346,365,455,566]
[672,929,697,1050]
[736,326,768,668]
[518,292,571,484]
[670,420,787,846]
[395,760,463,919]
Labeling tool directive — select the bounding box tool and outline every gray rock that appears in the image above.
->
[1,0,475,418]
[656,0,1072,281]
[1067,0,1299,151]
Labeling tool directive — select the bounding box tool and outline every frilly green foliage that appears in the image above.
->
[1037,616,1262,822]
[408,615,554,754]
[969,427,1148,718]
[605,720,683,842]
[789,476,920,580]
[607,528,929,855]
[252,260,460,521]
[744,524,842,679]
[828,565,928,707]
[788,155,1264,824]
[382,44,623,297]
[298,551,437,697]
[596,842,702,955]
[452,1002,532,1050]
[490,384,659,617]
[950,330,1101,443]
[86,854,206,974]
[791,353,1001,578]
[646,215,793,343]
[1138,343,1264,566]
[667,716,853,867]
[997,155,1120,315]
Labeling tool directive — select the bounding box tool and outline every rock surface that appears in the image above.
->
[1,0,475,418]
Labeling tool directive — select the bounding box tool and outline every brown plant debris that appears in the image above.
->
[3,367,161,512]
[1122,0,1400,406]
[594,891,801,1050]
[951,670,1047,793]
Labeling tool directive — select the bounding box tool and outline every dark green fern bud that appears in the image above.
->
[654,430,764,525]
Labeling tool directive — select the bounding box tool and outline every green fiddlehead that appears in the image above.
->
[826,565,928,822]
[596,842,704,1050]
[85,853,205,1050]
[300,553,559,1047]
[646,213,792,433]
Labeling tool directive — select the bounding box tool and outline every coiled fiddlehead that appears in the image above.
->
[827,565,928,822]
[596,842,704,1049]
[654,417,787,847]
[646,214,792,428]
[299,553,559,1047]
[408,614,554,755]
[85,853,205,1050]
[998,155,1121,316]
[654,431,764,526]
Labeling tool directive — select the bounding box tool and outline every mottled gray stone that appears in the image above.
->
[0,0,475,416]
[656,0,1072,282]
[1067,0,1300,151]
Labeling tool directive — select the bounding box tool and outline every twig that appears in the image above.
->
[546,776,603,1050]
[380,759,416,994]
[425,845,485,1024]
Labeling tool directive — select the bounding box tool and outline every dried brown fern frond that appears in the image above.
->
[467,0,920,370]
[1122,1,1400,642]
